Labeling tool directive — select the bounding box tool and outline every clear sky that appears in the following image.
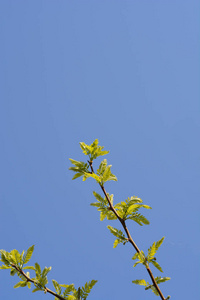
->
[0,1,199,300]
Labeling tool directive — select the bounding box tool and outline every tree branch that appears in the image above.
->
[88,161,166,300]
[11,264,66,300]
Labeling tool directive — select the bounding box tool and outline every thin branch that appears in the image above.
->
[88,161,166,300]
[11,264,66,300]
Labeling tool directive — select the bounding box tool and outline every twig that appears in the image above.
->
[11,264,66,300]
[88,161,166,300]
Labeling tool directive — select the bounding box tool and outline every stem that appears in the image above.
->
[88,161,166,300]
[11,264,66,300]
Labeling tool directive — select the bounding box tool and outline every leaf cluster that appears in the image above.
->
[0,246,97,300]
[69,140,117,185]
[114,196,151,225]
[0,246,35,289]
[132,237,171,296]
[69,159,90,181]
[91,193,151,227]
[32,263,51,292]
[69,158,117,185]
[132,237,165,272]
[132,277,171,297]
[52,279,97,300]
[80,139,109,161]
[107,225,128,248]
[69,139,171,298]
[0,245,34,273]
[90,191,117,221]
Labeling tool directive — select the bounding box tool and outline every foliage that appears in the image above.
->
[1,139,171,300]
[69,139,171,299]
[0,246,97,300]
[132,277,171,297]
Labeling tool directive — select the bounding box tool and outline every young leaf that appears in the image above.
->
[155,276,171,284]
[155,237,165,251]
[80,139,109,160]
[42,266,51,277]
[151,260,163,272]
[52,279,62,295]
[10,268,17,276]
[32,287,43,293]
[23,266,35,270]
[61,284,75,297]
[132,251,146,267]
[10,249,21,265]
[14,281,27,288]
[147,237,165,262]
[148,242,157,261]
[91,191,117,221]
[0,251,11,266]
[80,280,97,299]
[0,265,12,269]
[132,279,149,286]
[107,225,128,248]
[96,159,117,184]
[34,262,41,278]
[69,159,89,181]
[23,245,35,264]
[128,213,150,226]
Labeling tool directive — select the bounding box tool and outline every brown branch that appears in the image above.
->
[11,264,66,300]
[88,161,166,300]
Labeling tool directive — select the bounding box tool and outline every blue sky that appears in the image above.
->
[0,1,199,299]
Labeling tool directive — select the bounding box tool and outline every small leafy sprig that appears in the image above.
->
[69,139,171,300]
[0,246,97,300]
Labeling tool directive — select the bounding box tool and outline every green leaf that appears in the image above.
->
[72,173,83,180]
[23,245,34,264]
[0,265,12,269]
[83,173,101,183]
[147,237,165,262]
[107,225,128,248]
[113,239,120,248]
[42,266,51,277]
[133,276,170,297]
[23,266,35,270]
[148,242,156,261]
[155,237,165,251]
[61,284,75,297]
[96,159,117,183]
[114,196,151,224]
[143,276,171,296]
[151,260,163,272]
[92,191,104,202]
[132,252,139,261]
[80,139,109,160]
[10,249,21,265]
[10,268,17,276]
[132,279,149,286]
[0,251,11,266]
[32,287,43,293]
[133,261,141,268]
[81,280,97,299]
[91,191,117,221]
[52,279,62,295]
[69,159,89,181]
[128,213,150,226]
[34,262,41,278]
[132,251,146,267]
[100,211,107,221]
[14,281,27,288]
[155,276,171,284]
